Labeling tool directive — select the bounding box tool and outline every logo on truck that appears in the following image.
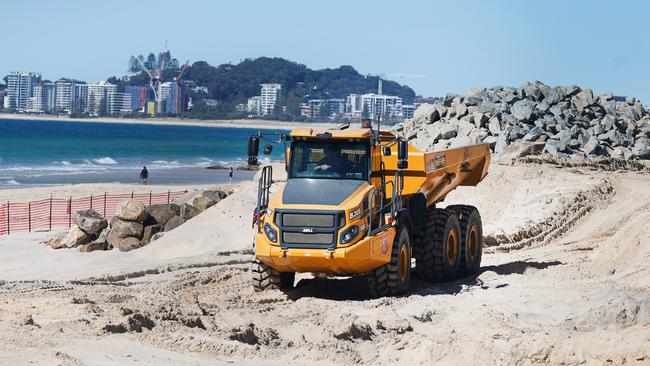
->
[428,154,447,171]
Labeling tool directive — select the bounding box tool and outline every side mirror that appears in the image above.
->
[398,140,408,161]
[382,146,391,156]
[247,134,260,165]
[263,144,273,155]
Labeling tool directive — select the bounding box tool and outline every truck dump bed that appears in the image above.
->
[382,143,491,207]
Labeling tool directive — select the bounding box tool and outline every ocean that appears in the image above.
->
[0,118,288,187]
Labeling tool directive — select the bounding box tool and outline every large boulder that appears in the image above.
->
[145,204,180,226]
[142,225,163,245]
[79,241,106,253]
[192,196,218,212]
[48,226,93,249]
[511,100,536,122]
[106,231,141,252]
[202,190,227,201]
[110,219,143,239]
[164,215,185,232]
[180,203,200,220]
[116,200,147,222]
[74,209,108,235]
[571,89,595,113]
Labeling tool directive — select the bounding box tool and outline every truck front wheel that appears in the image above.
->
[367,226,411,297]
[251,260,295,291]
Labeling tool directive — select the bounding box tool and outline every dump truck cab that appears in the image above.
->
[250,123,491,297]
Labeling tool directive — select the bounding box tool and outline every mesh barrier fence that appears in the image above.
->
[0,190,187,235]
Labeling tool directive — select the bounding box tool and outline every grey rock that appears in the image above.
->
[464,96,482,106]
[439,123,457,139]
[472,112,488,128]
[145,204,180,226]
[455,103,469,118]
[488,116,501,135]
[544,139,567,155]
[564,84,581,97]
[494,132,510,154]
[180,203,200,220]
[74,209,108,235]
[556,130,573,144]
[203,189,227,200]
[110,219,143,239]
[47,226,93,249]
[164,215,185,232]
[79,241,107,253]
[482,136,498,149]
[523,126,544,141]
[626,96,636,105]
[571,89,595,113]
[142,225,163,245]
[192,196,218,212]
[582,137,600,155]
[511,100,536,122]
[107,233,141,252]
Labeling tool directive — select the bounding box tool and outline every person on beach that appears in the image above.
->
[140,166,149,185]
[229,166,234,183]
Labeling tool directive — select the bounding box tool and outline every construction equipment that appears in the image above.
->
[248,121,491,297]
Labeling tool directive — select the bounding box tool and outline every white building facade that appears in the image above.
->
[6,72,42,111]
[87,81,117,116]
[260,83,281,115]
[107,92,133,115]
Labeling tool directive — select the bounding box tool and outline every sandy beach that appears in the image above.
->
[0,113,340,130]
[0,160,648,364]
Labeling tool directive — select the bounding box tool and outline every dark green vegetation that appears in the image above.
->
[109,56,416,120]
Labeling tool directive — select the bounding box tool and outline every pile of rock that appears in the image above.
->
[44,189,229,252]
[399,81,650,160]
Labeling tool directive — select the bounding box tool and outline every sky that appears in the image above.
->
[1,0,649,102]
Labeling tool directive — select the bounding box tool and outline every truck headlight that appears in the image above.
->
[264,223,278,243]
[340,225,359,244]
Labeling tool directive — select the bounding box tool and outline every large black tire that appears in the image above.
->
[251,260,295,292]
[446,205,483,277]
[367,226,411,297]
[413,208,461,282]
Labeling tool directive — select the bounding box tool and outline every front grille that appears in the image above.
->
[283,232,334,244]
[275,209,342,250]
[281,213,334,228]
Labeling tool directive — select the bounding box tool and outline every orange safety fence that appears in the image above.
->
[0,190,187,236]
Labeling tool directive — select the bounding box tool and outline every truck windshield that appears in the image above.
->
[289,140,369,180]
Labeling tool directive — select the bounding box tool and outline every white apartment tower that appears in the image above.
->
[87,81,117,116]
[260,83,281,115]
[107,93,133,115]
[25,84,43,113]
[6,72,42,111]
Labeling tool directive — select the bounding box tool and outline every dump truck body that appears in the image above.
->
[251,126,491,295]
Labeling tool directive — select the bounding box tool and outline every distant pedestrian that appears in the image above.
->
[229,166,234,183]
[140,166,149,185]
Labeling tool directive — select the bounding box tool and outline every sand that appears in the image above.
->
[0,161,649,365]
[0,113,339,131]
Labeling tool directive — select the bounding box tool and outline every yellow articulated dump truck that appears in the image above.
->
[248,121,490,297]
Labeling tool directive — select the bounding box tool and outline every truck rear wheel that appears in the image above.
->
[251,260,295,291]
[367,226,411,297]
[414,208,461,282]
[447,205,482,277]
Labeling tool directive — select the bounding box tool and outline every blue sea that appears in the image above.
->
[0,118,288,187]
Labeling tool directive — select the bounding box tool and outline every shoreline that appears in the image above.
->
[0,113,340,130]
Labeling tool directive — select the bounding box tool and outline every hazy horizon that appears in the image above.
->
[2,0,649,101]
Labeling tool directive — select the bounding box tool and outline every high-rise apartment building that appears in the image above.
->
[87,81,117,116]
[42,83,56,113]
[5,72,41,111]
[260,83,282,115]
[107,92,133,115]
